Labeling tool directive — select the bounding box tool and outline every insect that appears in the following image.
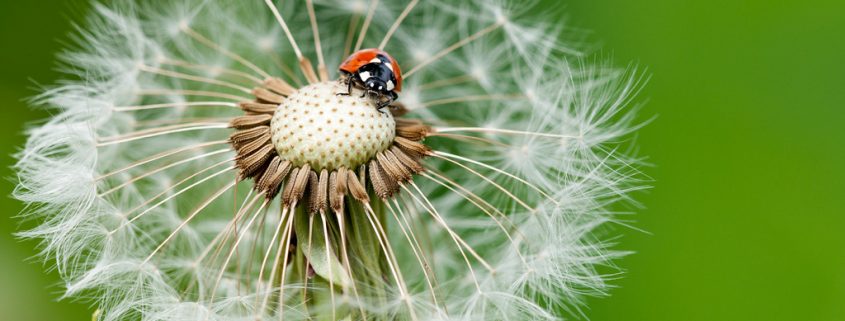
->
[338,49,402,109]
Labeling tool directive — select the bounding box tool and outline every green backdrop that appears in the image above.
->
[1,1,842,320]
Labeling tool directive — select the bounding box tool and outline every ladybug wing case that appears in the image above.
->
[339,49,380,74]
[388,57,402,92]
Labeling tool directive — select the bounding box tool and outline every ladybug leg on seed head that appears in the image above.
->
[376,92,395,110]
[382,92,397,109]
[337,73,354,96]
[338,77,353,96]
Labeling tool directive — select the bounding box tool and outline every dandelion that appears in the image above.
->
[15,0,646,320]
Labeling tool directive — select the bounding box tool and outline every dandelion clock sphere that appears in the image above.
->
[14,0,646,320]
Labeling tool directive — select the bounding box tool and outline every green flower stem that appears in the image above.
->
[293,192,391,319]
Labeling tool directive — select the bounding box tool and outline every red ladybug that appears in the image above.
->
[339,49,402,109]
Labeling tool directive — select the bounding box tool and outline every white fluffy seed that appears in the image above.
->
[270,81,396,171]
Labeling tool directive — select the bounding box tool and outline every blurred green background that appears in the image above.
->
[1,1,843,320]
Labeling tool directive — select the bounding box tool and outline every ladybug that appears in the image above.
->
[338,49,402,109]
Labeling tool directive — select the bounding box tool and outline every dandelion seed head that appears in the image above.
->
[15,0,646,320]
[270,82,396,171]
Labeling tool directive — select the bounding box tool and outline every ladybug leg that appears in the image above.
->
[385,92,397,107]
[375,92,395,110]
[376,100,388,111]
[337,78,353,96]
